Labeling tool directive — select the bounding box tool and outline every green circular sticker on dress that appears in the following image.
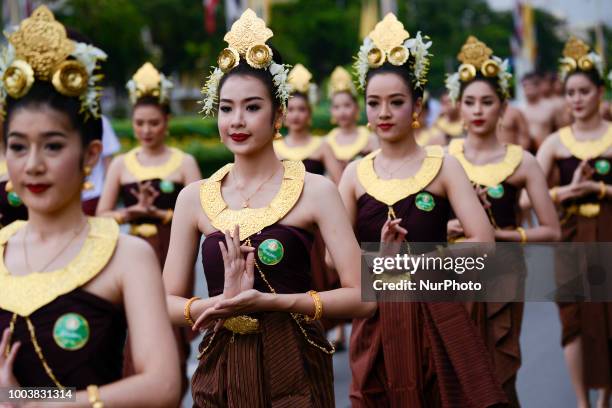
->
[257,239,284,266]
[415,192,435,212]
[159,180,175,193]
[7,191,22,207]
[487,184,505,199]
[595,159,610,175]
[53,313,90,351]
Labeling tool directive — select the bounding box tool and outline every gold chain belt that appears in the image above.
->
[129,223,158,237]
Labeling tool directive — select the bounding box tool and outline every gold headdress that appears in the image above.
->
[0,6,107,118]
[559,36,604,82]
[200,9,291,116]
[445,36,512,103]
[354,13,432,90]
[328,66,356,97]
[287,64,318,105]
[126,62,173,105]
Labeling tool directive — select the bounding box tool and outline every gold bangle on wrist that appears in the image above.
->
[549,187,558,203]
[162,209,174,225]
[184,296,201,327]
[87,385,104,408]
[598,181,606,200]
[516,227,527,243]
[304,290,323,322]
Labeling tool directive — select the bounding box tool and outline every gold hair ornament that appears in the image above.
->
[354,13,432,90]
[445,36,512,103]
[126,62,173,105]
[287,64,318,105]
[0,6,107,119]
[199,9,291,117]
[328,66,356,97]
[558,36,604,82]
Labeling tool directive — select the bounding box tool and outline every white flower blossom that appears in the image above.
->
[199,67,224,117]
[588,52,604,79]
[159,73,173,105]
[445,72,461,104]
[405,32,433,89]
[354,37,374,89]
[308,83,318,106]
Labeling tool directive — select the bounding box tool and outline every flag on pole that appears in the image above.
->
[360,0,378,40]
[204,0,220,34]
[513,1,537,70]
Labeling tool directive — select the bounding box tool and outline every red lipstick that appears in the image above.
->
[230,133,250,142]
[472,119,485,126]
[378,123,394,131]
[26,184,50,194]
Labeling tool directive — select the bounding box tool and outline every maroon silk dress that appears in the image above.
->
[351,190,505,407]
[555,152,612,388]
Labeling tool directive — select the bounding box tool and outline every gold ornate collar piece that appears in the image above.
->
[126,62,172,105]
[274,137,322,161]
[327,127,370,161]
[559,126,612,161]
[200,160,305,241]
[357,145,444,206]
[435,117,464,138]
[448,139,523,187]
[123,147,184,182]
[328,66,356,97]
[0,217,119,316]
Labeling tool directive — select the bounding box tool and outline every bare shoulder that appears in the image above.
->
[539,131,561,154]
[182,152,199,168]
[178,179,206,205]
[303,172,339,198]
[107,153,126,172]
[105,233,160,281]
[440,153,464,175]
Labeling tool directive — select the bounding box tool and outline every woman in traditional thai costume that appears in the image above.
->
[0,6,180,406]
[273,64,342,183]
[445,36,561,406]
[427,91,466,146]
[162,9,375,407]
[97,62,201,267]
[339,14,506,407]
[535,37,612,407]
[326,66,377,167]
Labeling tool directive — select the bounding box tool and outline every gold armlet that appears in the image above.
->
[87,385,104,408]
[598,181,606,200]
[516,227,527,243]
[304,290,323,322]
[184,296,201,327]
[549,187,558,203]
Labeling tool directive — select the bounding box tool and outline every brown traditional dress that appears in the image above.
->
[0,162,28,227]
[192,160,335,407]
[450,139,525,406]
[350,146,506,408]
[0,218,126,388]
[119,147,186,267]
[554,126,612,388]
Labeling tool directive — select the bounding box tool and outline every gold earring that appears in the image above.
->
[83,166,94,191]
[411,112,421,129]
[274,123,283,140]
[5,180,13,192]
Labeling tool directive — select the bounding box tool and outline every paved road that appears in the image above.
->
[182,242,585,408]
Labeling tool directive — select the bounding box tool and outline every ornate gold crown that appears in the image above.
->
[0,5,107,118]
[328,66,356,97]
[126,62,173,105]
[354,13,432,90]
[445,36,512,103]
[200,9,290,117]
[288,64,312,94]
[559,36,604,81]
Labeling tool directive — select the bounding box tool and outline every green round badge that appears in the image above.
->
[257,239,284,266]
[595,159,610,175]
[415,192,435,212]
[159,180,175,193]
[7,191,22,207]
[53,313,90,351]
[487,184,505,199]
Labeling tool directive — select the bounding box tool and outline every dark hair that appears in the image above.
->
[3,81,102,147]
[365,62,424,101]
[564,69,605,88]
[459,75,506,101]
[218,43,284,120]
[133,95,171,115]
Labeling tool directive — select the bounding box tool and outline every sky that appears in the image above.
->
[487,0,612,28]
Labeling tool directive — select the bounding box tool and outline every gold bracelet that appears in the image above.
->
[87,385,104,408]
[304,290,322,322]
[549,187,558,203]
[162,209,174,225]
[184,296,201,327]
[112,211,124,224]
[516,227,527,243]
[598,181,606,200]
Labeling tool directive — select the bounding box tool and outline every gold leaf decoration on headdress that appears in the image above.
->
[287,64,312,94]
[563,37,590,61]
[457,36,492,69]
[8,5,74,81]
[132,62,162,98]
[328,66,355,96]
[368,13,410,53]
[223,9,273,56]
